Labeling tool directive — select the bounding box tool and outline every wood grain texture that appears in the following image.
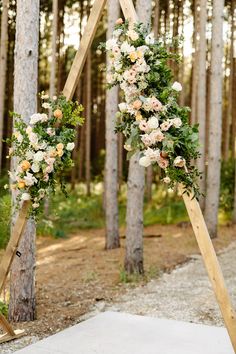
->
[62,0,107,100]
[181,186,236,352]
[119,0,138,23]
[0,201,30,294]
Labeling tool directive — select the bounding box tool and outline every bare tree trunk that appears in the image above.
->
[146,166,153,202]
[190,0,200,125]
[125,0,152,274]
[232,59,236,221]
[9,0,39,322]
[85,51,91,196]
[204,0,224,238]
[104,0,120,249]
[118,132,123,187]
[49,0,58,97]
[0,0,9,174]
[196,0,207,207]
[153,0,159,38]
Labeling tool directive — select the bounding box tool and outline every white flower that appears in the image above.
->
[172,81,182,92]
[163,176,171,184]
[47,128,55,136]
[174,156,186,168]
[21,193,31,201]
[118,102,127,112]
[41,94,49,99]
[141,134,153,147]
[41,113,48,122]
[34,151,45,162]
[147,116,159,130]
[29,132,38,145]
[137,45,149,54]
[26,126,33,135]
[30,113,42,125]
[53,95,57,100]
[113,29,123,38]
[145,33,155,45]
[120,41,135,54]
[127,29,139,41]
[124,144,133,151]
[144,147,160,161]
[139,156,151,167]
[66,142,75,151]
[25,150,34,160]
[106,38,117,50]
[149,129,165,143]
[172,117,182,128]
[42,102,50,109]
[38,189,45,199]
[24,172,37,186]
[14,131,23,143]
[31,162,40,173]
[4,184,8,190]
[32,203,40,209]
[160,120,172,131]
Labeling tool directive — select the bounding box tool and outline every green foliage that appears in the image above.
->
[220,159,235,212]
[0,301,8,317]
[0,194,11,249]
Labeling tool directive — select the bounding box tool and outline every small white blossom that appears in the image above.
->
[42,102,51,109]
[147,116,159,129]
[34,151,45,162]
[66,142,75,151]
[172,81,182,92]
[21,193,31,201]
[145,33,155,45]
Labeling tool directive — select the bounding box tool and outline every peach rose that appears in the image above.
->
[49,149,57,158]
[129,51,138,62]
[56,143,64,150]
[54,109,63,119]
[21,160,31,171]
[135,111,143,121]
[132,99,142,110]
[116,18,123,25]
[158,157,169,169]
[18,180,26,189]
[151,97,163,111]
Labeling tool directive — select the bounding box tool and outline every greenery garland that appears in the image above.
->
[100,19,201,198]
[6,95,84,216]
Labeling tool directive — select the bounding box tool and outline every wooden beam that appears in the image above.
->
[119,0,138,23]
[62,0,107,100]
[0,200,30,294]
[181,186,236,352]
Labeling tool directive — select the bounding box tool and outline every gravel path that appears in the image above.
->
[2,242,236,352]
[91,241,236,326]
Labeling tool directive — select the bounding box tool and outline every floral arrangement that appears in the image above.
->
[100,20,200,198]
[7,95,84,216]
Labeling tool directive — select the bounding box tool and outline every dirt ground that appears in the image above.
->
[1,223,236,339]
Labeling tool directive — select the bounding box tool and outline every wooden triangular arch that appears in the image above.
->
[0,0,235,350]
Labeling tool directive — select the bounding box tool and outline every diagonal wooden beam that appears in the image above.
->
[63,0,107,100]
[119,0,138,23]
[181,186,236,352]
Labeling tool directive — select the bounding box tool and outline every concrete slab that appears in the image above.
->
[15,311,234,354]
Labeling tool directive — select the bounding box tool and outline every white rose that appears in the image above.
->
[29,132,38,145]
[52,96,57,100]
[127,29,139,41]
[42,102,50,109]
[47,128,55,136]
[41,94,49,99]
[31,162,40,173]
[24,172,37,186]
[34,151,45,162]
[139,156,151,167]
[172,81,182,92]
[30,113,42,125]
[147,116,159,129]
[21,193,31,201]
[145,33,155,45]
[118,102,127,112]
[145,147,160,161]
[32,203,40,209]
[120,41,135,54]
[172,117,182,128]
[66,142,75,151]
[38,189,45,199]
[106,38,117,50]
[26,150,34,160]
[41,113,48,122]
[174,156,186,168]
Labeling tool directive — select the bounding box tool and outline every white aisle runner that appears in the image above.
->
[15,311,234,354]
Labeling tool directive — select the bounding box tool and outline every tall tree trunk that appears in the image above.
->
[204,0,224,238]
[153,0,159,38]
[49,0,58,97]
[125,0,152,274]
[104,0,120,249]
[0,0,9,174]
[118,132,123,187]
[190,0,200,124]
[9,0,39,322]
[85,51,91,196]
[196,0,207,207]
